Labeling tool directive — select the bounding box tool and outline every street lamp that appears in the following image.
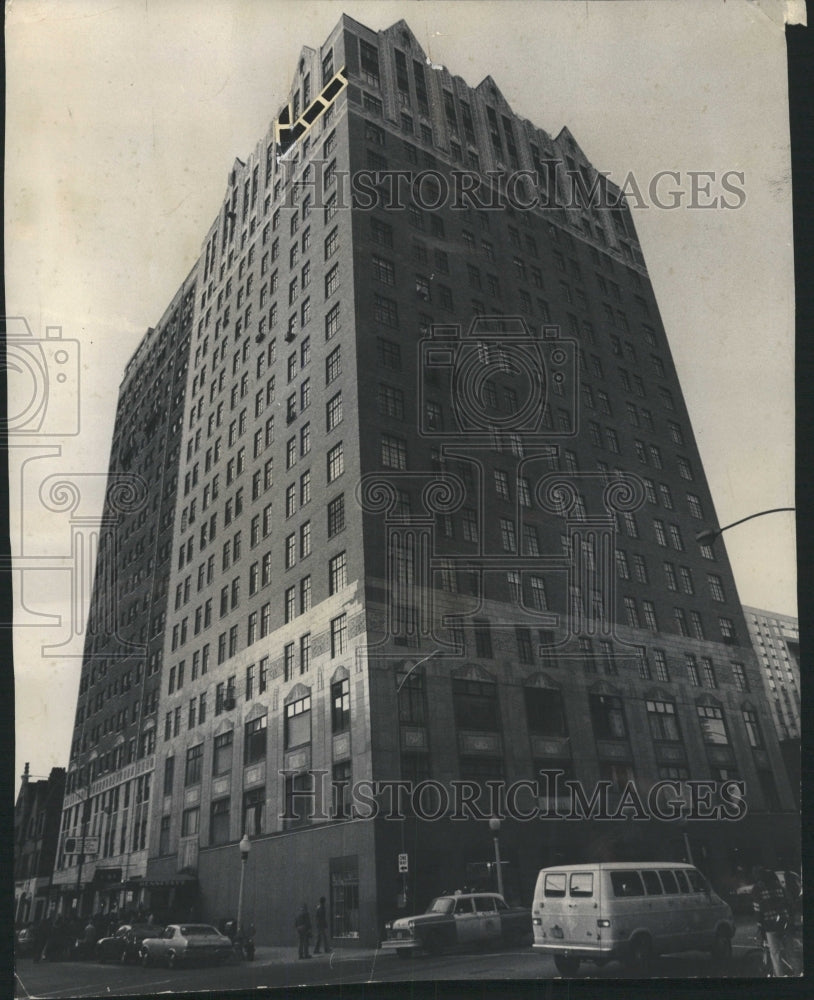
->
[488,818,505,899]
[694,507,794,547]
[236,834,251,937]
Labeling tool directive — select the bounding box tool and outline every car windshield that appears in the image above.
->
[180,925,220,936]
[426,898,454,914]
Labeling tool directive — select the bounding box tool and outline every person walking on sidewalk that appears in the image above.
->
[313,897,331,954]
[295,902,312,959]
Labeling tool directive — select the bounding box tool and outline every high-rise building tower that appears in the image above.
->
[742,607,800,742]
[50,272,197,916]
[57,15,798,941]
[742,606,800,808]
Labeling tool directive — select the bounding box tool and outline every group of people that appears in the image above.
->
[750,866,800,977]
[23,907,151,962]
[294,897,330,959]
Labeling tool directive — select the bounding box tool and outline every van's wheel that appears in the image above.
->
[554,954,580,977]
[711,929,732,968]
[627,935,653,974]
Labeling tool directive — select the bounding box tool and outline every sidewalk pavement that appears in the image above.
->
[250,945,383,967]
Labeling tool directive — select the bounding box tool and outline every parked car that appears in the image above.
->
[96,924,159,964]
[532,862,734,976]
[382,891,531,957]
[139,924,233,968]
[15,925,35,958]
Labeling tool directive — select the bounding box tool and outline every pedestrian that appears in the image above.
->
[295,902,312,959]
[751,866,792,976]
[313,896,331,954]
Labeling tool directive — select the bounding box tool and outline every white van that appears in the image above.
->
[532,862,734,976]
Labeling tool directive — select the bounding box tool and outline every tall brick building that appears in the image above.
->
[56,15,797,943]
[50,273,197,916]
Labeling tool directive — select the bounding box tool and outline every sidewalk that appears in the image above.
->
[250,944,383,967]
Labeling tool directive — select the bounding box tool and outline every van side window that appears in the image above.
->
[674,870,690,893]
[659,869,679,894]
[544,873,567,898]
[610,871,645,897]
[642,870,663,895]
[570,873,593,897]
[687,869,709,893]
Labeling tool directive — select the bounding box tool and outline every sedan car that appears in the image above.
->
[139,923,233,968]
[96,924,159,964]
[15,926,35,958]
[382,892,531,957]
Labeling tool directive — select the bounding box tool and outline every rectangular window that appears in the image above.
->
[381,433,407,469]
[212,730,233,777]
[331,613,348,657]
[525,687,567,736]
[285,694,311,749]
[244,715,268,765]
[697,705,729,745]
[327,392,342,430]
[453,678,499,730]
[589,694,627,739]
[331,677,350,732]
[646,700,681,742]
[184,744,203,786]
[329,551,348,594]
[327,442,344,482]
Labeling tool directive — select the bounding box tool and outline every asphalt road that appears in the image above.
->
[14,938,772,997]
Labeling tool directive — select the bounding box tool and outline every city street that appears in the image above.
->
[14,924,775,997]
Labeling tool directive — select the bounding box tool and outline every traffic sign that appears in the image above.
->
[398,853,409,873]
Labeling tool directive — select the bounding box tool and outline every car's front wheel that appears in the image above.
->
[166,950,178,969]
[140,950,150,968]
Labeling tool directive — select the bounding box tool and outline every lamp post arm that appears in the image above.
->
[696,507,795,545]
[716,507,794,535]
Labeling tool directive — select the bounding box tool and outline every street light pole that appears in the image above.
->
[237,834,251,936]
[695,507,795,547]
[488,818,505,899]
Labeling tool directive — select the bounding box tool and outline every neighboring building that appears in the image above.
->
[49,273,198,917]
[742,606,801,807]
[742,607,800,741]
[14,764,66,924]
[58,14,798,944]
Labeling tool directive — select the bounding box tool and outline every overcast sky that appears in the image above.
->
[7,0,796,790]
